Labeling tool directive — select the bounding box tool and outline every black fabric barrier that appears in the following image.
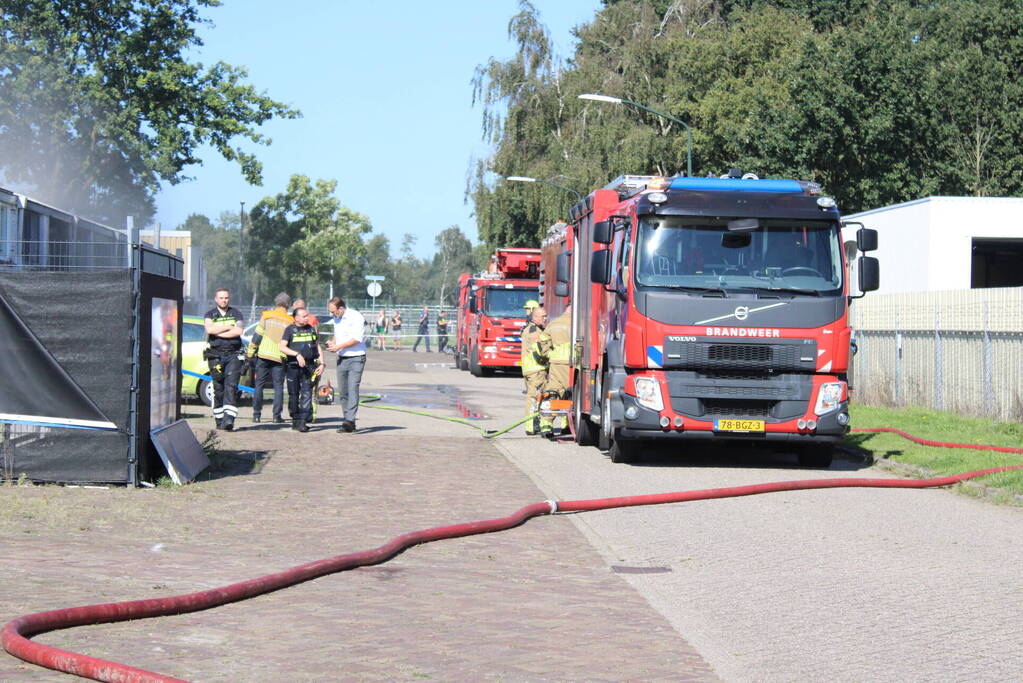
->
[0,271,133,483]
[0,290,113,427]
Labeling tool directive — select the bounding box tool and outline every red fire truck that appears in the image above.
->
[540,172,879,466]
[454,248,541,377]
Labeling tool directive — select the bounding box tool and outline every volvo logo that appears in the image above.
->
[694,302,788,326]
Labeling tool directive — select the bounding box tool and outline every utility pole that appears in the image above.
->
[239,201,246,288]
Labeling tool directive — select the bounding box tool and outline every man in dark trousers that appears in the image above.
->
[412,305,431,352]
[204,288,245,431]
[279,307,321,432]
[327,297,366,433]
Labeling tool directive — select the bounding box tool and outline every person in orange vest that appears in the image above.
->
[246,292,293,425]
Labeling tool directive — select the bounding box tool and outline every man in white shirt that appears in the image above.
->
[326,296,367,433]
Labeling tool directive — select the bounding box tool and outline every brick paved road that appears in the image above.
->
[433,359,1023,682]
[0,350,716,682]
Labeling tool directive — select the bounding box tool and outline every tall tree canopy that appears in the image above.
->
[471,0,1023,248]
[0,0,298,225]
[246,175,371,302]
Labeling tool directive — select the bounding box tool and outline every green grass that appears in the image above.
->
[848,404,1023,501]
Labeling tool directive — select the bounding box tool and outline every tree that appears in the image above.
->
[428,225,475,306]
[0,0,299,225]
[472,0,1023,246]
[246,175,370,302]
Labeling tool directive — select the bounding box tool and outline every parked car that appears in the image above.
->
[181,315,213,406]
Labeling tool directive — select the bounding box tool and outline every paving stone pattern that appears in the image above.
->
[0,354,717,681]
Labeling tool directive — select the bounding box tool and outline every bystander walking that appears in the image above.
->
[413,306,431,352]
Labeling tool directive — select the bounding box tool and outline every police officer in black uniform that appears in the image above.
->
[279,307,321,432]
[203,287,245,431]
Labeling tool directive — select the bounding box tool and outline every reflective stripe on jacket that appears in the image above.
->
[538,308,571,365]
[248,308,294,362]
[520,322,546,375]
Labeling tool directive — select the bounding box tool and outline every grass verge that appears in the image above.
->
[847,404,1023,502]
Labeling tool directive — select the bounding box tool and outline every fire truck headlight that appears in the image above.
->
[483,345,497,353]
[634,377,663,411]
[814,382,843,415]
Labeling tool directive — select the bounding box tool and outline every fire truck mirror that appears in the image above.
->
[468,292,478,314]
[859,256,880,292]
[856,227,878,252]
[555,252,571,283]
[593,220,613,245]
[590,249,612,285]
[555,282,569,297]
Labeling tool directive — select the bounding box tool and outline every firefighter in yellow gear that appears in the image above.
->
[520,301,547,435]
[536,305,571,437]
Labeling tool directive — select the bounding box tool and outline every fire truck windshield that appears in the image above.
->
[484,287,539,318]
[635,217,843,295]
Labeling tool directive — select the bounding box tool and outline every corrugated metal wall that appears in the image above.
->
[851,287,1023,420]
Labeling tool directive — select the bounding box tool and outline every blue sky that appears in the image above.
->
[154,0,603,259]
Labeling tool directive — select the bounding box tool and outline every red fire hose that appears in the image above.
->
[4,435,1023,682]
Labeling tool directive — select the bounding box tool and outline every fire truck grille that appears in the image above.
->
[702,400,773,419]
[662,337,817,372]
[708,344,771,362]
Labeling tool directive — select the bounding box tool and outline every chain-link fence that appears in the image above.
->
[851,287,1023,421]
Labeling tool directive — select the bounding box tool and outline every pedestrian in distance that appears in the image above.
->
[327,297,367,433]
[375,310,388,350]
[246,292,293,425]
[203,288,245,431]
[413,305,431,352]
[519,301,547,436]
[279,307,321,432]
[436,310,449,354]
[390,310,402,350]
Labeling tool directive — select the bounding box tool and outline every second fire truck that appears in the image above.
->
[455,248,541,377]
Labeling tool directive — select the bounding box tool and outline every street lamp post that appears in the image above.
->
[239,201,246,298]
[579,93,693,177]
[505,176,584,202]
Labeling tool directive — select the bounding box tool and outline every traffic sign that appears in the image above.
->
[367,281,382,297]
[366,275,386,281]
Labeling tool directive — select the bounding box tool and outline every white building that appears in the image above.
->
[843,196,1023,295]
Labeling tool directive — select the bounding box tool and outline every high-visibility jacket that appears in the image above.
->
[538,308,571,365]
[247,308,294,362]
[538,308,571,391]
[520,321,547,375]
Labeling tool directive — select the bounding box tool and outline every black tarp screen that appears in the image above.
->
[0,271,132,482]
[0,289,116,429]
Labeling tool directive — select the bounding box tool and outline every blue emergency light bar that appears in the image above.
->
[669,178,804,193]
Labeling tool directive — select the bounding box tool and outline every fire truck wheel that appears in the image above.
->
[608,434,639,464]
[797,444,834,468]
[573,386,597,447]
[469,349,491,377]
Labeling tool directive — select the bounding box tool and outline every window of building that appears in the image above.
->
[971,239,1023,288]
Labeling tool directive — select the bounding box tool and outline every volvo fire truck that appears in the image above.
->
[454,248,541,377]
[541,173,879,465]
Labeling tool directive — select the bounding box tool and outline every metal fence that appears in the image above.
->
[0,240,128,271]
[239,302,458,352]
[851,287,1023,421]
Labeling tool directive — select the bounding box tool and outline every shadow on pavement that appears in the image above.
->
[196,449,272,481]
[616,440,873,472]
